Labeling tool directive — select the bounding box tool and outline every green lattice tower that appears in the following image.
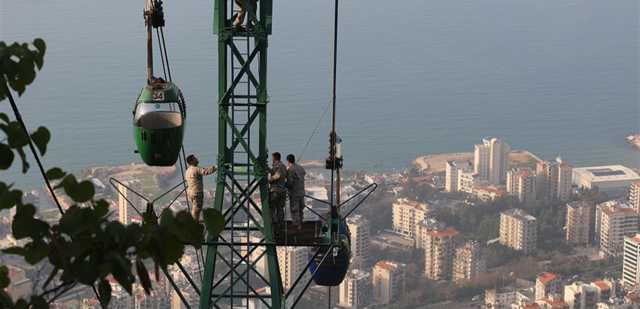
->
[199,0,282,308]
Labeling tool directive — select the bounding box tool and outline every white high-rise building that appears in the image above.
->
[423,227,459,280]
[116,179,143,225]
[346,215,369,268]
[499,208,537,254]
[630,181,640,213]
[565,201,594,246]
[446,160,472,192]
[453,241,485,283]
[595,200,639,257]
[338,269,372,309]
[392,198,429,239]
[506,168,537,203]
[372,260,406,305]
[277,247,308,291]
[474,138,510,185]
[623,234,640,289]
[536,157,573,202]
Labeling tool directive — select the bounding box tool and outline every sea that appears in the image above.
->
[2,0,638,189]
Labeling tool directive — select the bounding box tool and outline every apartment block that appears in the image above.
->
[392,198,429,239]
[453,240,485,283]
[372,260,406,305]
[500,208,537,254]
[565,201,594,246]
[424,227,459,280]
[595,200,639,257]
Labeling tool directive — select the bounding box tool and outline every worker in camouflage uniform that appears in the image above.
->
[185,154,216,221]
[268,152,286,225]
[286,154,306,231]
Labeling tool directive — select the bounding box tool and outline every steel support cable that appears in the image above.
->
[4,86,108,306]
[154,21,206,283]
[3,85,64,215]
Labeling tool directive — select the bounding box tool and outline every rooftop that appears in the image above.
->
[598,199,636,215]
[427,227,460,238]
[393,198,429,211]
[375,260,405,271]
[592,280,611,291]
[574,165,640,182]
[537,272,559,285]
[502,208,536,221]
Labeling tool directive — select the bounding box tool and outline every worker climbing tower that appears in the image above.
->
[199,0,282,308]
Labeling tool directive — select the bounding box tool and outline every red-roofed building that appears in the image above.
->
[535,272,562,300]
[597,200,639,257]
[424,226,459,280]
[372,260,406,305]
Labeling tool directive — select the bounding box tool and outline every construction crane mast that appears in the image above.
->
[199,0,282,308]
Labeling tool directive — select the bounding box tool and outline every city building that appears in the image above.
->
[116,179,144,224]
[277,246,309,291]
[536,272,562,300]
[507,168,538,203]
[338,269,372,309]
[474,137,510,185]
[565,201,594,246]
[423,226,459,280]
[445,160,472,192]
[630,181,640,213]
[453,240,485,283]
[500,208,537,254]
[564,281,598,309]
[472,185,507,202]
[485,287,517,309]
[458,168,480,194]
[416,218,445,249]
[573,165,640,197]
[392,198,429,239]
[595,200,639,257]
[536,158,573,202]
[623,234,640,289]
[372,260,406,305]
[346,214,370,268]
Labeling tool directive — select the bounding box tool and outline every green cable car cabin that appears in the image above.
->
[133,78,186,166]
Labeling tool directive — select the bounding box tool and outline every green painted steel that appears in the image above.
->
[133,82,185,166]
[200,0,283,308]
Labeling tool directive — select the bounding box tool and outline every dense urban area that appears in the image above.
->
[3,137,640,309]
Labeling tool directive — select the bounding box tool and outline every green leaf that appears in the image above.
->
[0,113,9,123]
[5,122,28,148]
[0,265,9,289]
[61,175,95,203]
[136,259,152,295]
[0,186,21,210]
[12,204,49,239]
[30,295,48,309]
[93,199,109,218]
[203,208,225,239]
[110,254,133,294]
[24,239,49,264]
[98,279,112,307]
[30,127,50,155]
[2,246,26,256]
[0,144,15,170]
[45,167,66,180]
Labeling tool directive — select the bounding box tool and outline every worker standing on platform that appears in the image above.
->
[268,152,286,225]
[286,154,306,231]
[185,154,217,221]
[233,0,258,29]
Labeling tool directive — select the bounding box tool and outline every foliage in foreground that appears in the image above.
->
[0,39,224,308]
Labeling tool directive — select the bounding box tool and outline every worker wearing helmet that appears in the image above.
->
[268,152,286,225]
[233,0,258,30]
[185,154,217,221]
[286,154,306,231]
